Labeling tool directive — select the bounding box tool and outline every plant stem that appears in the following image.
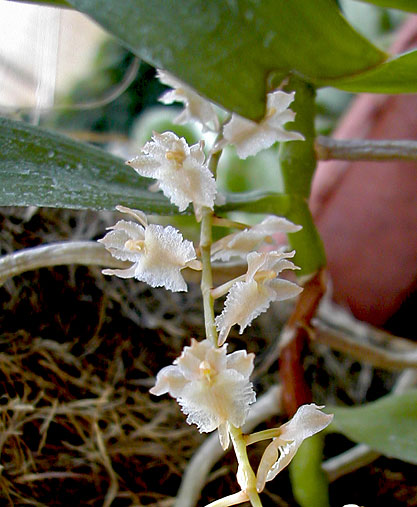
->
[278,76,329,507]
[229,425,263,507]
[316,136,417,161]
[199,128,229,346]
[200,208,218,346]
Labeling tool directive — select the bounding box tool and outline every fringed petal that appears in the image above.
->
[223,90,304,159]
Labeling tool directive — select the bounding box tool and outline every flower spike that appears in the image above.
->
[99,205,200,292]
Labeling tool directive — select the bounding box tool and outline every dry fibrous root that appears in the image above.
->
[0,207,207,506]
[0,306,202,506]
[0,205,281,506]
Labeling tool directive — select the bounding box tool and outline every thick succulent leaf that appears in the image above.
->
[218,192,326,276]
[328,390,417,464]
[66,0,386,120]
[329,49,417,93]
[0,117,176,213]
[353,0,417,13]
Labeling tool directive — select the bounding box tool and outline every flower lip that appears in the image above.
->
[157,69,220,132]
[211,215,302,262]
[215,251,302,346]
[256,404,333,492]
[126,131,217,220]
[222,89,304,159]
[98,206,199,292]
[150,339,256,450]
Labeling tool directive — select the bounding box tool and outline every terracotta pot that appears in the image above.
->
[310,16,417,327]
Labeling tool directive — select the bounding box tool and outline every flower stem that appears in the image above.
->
[212,217,248,230]
[210,275,245,300]
[229,425,263,507]
[199,130,228,347]
[245,428,282,446]
[204,491,249,507]
[200,208,218,346]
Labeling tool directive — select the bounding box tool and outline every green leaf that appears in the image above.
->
[218,192,326,275]
[66,0,386,120]
[0,117,176,213]
[353,0,417,13]
[328,390,417,464]
[290,436,330,507]
[329,49,417,93]
[9,0,71,7]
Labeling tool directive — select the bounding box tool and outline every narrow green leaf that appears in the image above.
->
[290,436,330,507]
[66,0,386,120]
[218,192,326,275]
[353,0,417,13]
[328,50,417,93]
[0,117,176,213]
[9,0,71,7]
[328,390,417,464]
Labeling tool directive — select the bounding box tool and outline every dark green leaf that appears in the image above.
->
[329,50,417,93]
[9,0,71,7]
[353,0,417,13]
[328,390,417,464]
[66,0,386,120]
[0,117,176,213]
[218,192,326,275]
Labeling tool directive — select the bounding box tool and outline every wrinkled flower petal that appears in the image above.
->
[215,251,302,345]
[223,90,304,159]
[211,216,302,262]
[157,70,219,132]
[99,206,198,292]
[150,339,256,450]
[127,131,217,219]
[256,404,333,492]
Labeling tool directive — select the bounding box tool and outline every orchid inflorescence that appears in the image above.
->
[99,71,333,507]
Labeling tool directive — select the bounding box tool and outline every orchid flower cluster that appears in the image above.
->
[99,71,333,507]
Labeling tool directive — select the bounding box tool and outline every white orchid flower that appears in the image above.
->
[215,251,302,345]
[211,215,302,262]
[256,404,334,492]
[99,206,200,292]
[127,131,217,220]
[157,69,220,132]
[222,90,304,159]
[150,338,256,450]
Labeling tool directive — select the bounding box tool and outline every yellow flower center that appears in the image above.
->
[265,106,276,120]
[165,149,186,168]
[199,360,216,384]
[125,238,146,253]
[254,269,276,283]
